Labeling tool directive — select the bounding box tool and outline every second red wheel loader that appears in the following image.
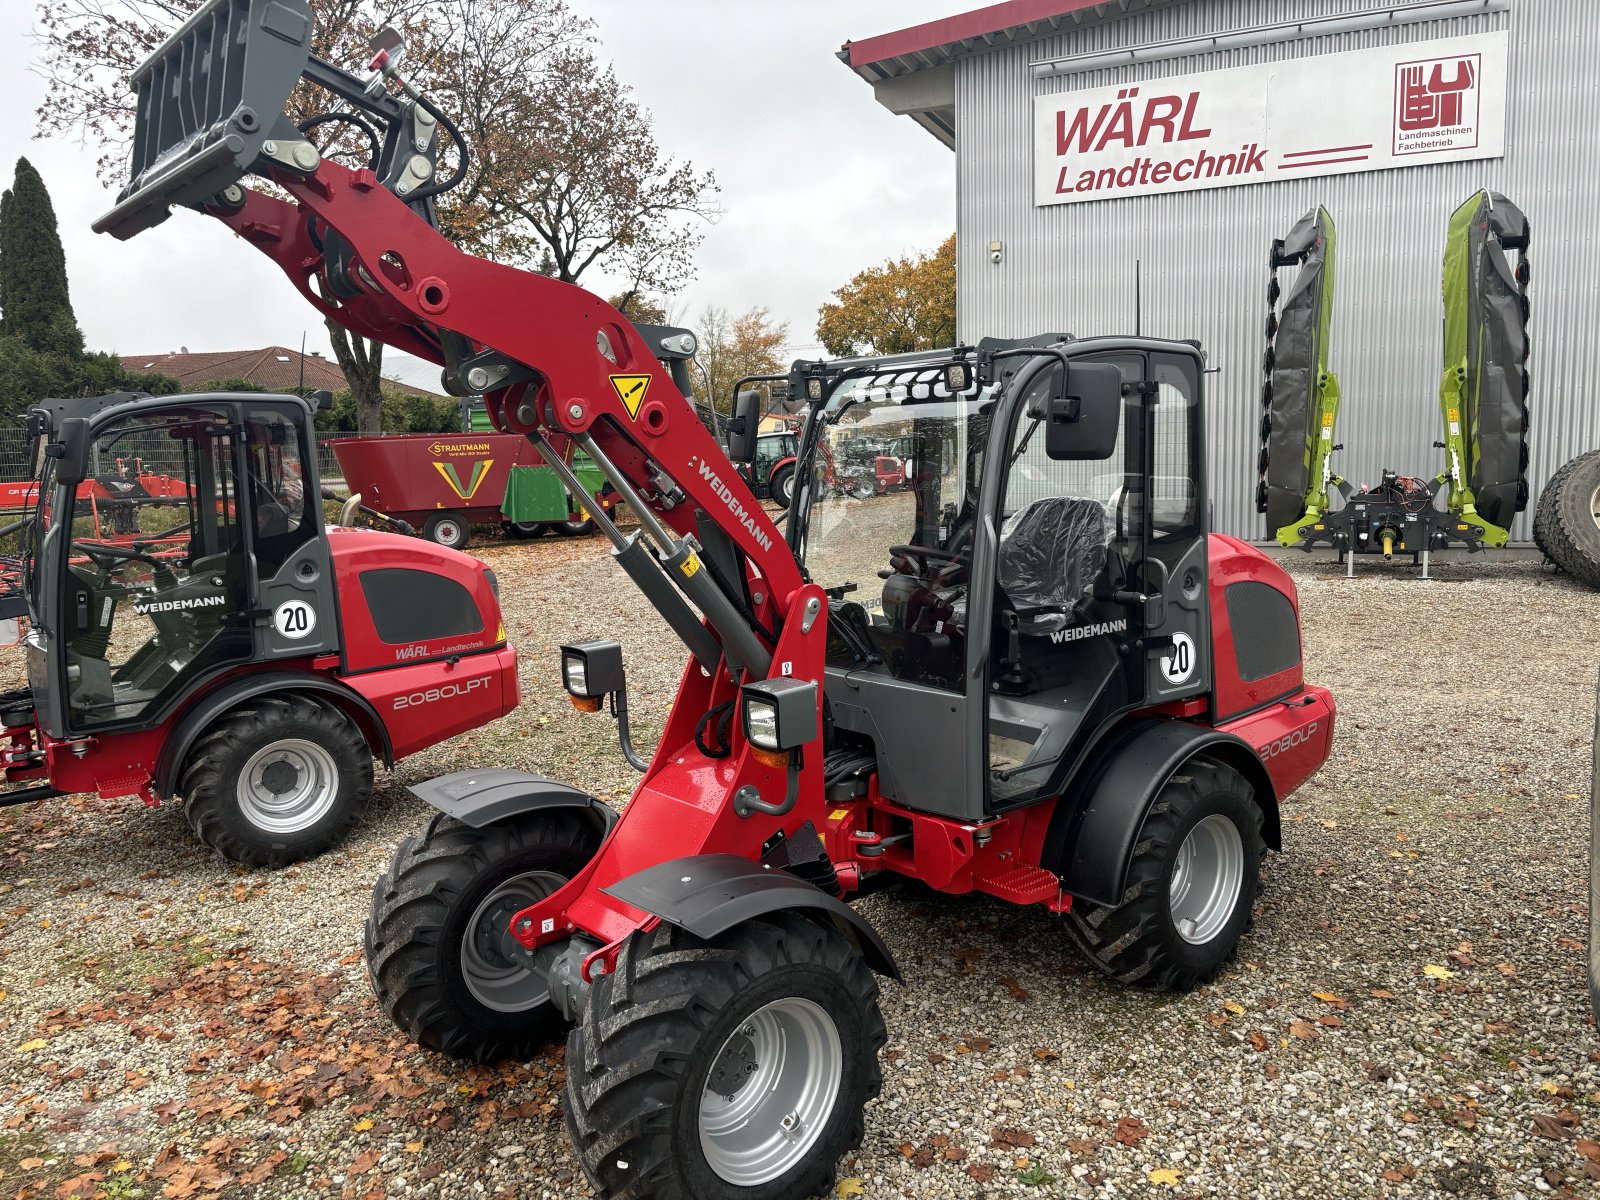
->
[99,4,1336,1196]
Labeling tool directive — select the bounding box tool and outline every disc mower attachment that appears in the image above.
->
[1258,206,1344,543]
[1438,190,1532,541]
[93,0,314,241]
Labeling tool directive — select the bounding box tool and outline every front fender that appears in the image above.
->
[603,854,901,981]
[408,768,618,842]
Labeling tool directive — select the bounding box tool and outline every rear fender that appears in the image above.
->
[408,768,617,845]
[155,670,393,798]
[604,854,901,981]
[1045,720,1278,908]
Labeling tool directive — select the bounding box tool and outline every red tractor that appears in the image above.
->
[100,5,1334,1196]
[0,389,517,866]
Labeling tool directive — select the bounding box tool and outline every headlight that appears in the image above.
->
[743,696,780,751]
[559,641,625,706]
[562,653,587,697]
[739,677,818,757]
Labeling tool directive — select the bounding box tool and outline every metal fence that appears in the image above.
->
[0,426,369,486]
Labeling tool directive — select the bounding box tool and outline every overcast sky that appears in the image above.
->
[0,0,972,363]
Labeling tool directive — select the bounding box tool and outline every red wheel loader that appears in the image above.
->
[0,390,517,867]
[97,5,1335,1195]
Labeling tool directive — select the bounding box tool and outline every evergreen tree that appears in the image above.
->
[0,159,83,357]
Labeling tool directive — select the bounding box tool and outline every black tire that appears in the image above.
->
[179,695,372,868]
[422,512,471,550]
[1064,758,1264,992]
[552,509,597,537]
[505,520,547,539]
[365,811,600,1062]
[769,464,795,510]
[566,913,886,1200]
[1535,450,1600,588]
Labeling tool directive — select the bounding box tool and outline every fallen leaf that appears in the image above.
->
[353,1118,374,1132]
[1288,1020,1318,1039]
[1113,1117,1149,1147]
[1148,1167,1183,1188]
[1577,1137,1600,1163]
[1248,1031,1268,1052]
[20,1157,44,1169]
[966,1163,996,1182]
[1533,1112,1579,1140]
[1317,1015,1345,1028]
[834,1179,866,1199]
[1223,1001,1246,1015]
[1311,991,1342,1003]
[1422,964,1455,980]
[1369,988,1395,999]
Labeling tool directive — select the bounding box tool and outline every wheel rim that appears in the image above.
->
[234,738,340,835]
[1588,482,1600,533]
[1168,813,1245,945]
[698,996,843,1186]
[435,519,462,545]
[459,871,566,1012]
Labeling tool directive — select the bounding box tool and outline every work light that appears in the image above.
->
[739,677,818,762]
[945,362,970,393]
[560,641,626,713]
[806,377,824,402]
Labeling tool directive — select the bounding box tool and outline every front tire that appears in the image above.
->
[422,512,471,550]
[566,913,886,1200]
[365,812,599,1062]
[1065,758,1264,992]
[505,520,547,539]
[180,696,372,868]
[552,508,597,537]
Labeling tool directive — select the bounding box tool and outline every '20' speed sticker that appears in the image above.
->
[273,599,317,640]
[1160,631,1196,685]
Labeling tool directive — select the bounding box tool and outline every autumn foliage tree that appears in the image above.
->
[816,235,956,358]
[34,0,719,431]
[692,306,788,417]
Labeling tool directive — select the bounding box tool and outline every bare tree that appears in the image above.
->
[33,0,720,431]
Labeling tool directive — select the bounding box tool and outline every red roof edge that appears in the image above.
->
[843,0,1105,69]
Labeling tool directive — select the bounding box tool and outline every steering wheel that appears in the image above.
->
[73,541,164,570]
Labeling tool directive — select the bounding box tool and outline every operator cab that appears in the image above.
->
[19,393,339,737]
[789,337,1209,823]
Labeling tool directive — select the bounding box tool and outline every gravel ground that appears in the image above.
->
[1,533,1597,1200]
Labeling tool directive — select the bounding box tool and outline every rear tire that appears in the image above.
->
[770,464,795,510]
[505,520,547,539]
[365,812,600,1062]
[566,913,885,1200]
[1064,758,1264,992]
[180,696,372,868]
[1535,450,1600,588]
[423,512,471,550]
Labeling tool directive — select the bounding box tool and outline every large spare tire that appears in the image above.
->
[1535,450,1600,589]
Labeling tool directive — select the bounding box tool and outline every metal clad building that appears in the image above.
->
[843,0,1597,541]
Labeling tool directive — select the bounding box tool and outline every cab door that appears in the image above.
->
[1137,350,1209,704]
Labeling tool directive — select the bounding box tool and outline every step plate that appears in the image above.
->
[975,865,1061,907]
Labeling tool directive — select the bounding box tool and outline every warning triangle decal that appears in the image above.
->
[610,374,652,420]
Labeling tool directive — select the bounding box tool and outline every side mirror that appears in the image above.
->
[310,388,334,412]
[724,389,762,465]
[1045,363,1122,461]
[51,417,93,485]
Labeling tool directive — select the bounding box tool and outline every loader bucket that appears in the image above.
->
[1258,206,1338,535]
[92,0,313,241]
[1439,189,1532,530]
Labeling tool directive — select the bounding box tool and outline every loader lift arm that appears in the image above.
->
[94,0,802,676]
